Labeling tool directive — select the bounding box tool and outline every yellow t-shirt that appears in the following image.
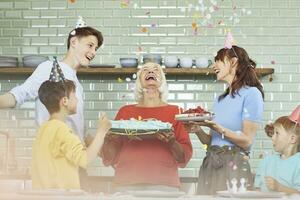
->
[31,119,87,189]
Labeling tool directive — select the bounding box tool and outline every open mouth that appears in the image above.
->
[85,55,93,61]
[214,69,220,74]
[145,74,157,81]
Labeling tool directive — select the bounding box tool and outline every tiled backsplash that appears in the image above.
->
[1,0,300,177]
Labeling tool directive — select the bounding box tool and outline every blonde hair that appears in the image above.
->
[134,62,168,103]
[274,116,300,152]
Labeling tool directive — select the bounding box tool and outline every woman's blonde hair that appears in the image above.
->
[134,62,168,103]
[274,116,300,152]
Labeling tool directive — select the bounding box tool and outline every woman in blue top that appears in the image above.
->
[185,46,264,195]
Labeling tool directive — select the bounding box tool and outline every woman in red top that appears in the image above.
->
[101,62,193,192]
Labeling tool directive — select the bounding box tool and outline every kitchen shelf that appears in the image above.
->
[0,67,274,77]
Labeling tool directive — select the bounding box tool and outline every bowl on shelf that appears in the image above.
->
[164,56,178,68]
[22,55,49,68]
[119,58,138,68]
[195,57,209,68]
[179,57,193,68]
[143,54,162,65]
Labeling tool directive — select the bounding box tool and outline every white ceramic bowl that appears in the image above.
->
[164,56,178,68]
[195,57,209,68]
[179,57,193,68]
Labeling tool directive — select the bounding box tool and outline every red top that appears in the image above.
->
[101,104,193,187]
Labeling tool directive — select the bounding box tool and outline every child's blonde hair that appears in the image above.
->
[273,116,300,152]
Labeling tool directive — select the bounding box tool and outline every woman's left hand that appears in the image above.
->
[155,131,176,145]
[265,176,280,191]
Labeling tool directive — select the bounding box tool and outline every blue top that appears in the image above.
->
[211,86,264,147]
[254,153,300,192]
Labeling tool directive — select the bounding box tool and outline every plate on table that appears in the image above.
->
[216,190,285,198]
[89,64,115,68]
[19,189,85,196]
[175,113,213,122]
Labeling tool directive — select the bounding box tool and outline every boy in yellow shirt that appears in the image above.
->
[31,64,111,189]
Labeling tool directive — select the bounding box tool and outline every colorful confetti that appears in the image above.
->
[271,60,275,65]
[141,27,148,33]
[117,77,123,83]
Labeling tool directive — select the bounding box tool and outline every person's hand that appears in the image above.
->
[155,131,176,145]
[265,121,274,137]
[183,121,206,133]
[265,176,279,191]
[97,112,111,136]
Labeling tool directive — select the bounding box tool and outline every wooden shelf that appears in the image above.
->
[0,67,274,77]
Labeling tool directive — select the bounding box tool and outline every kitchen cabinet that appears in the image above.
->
[0,67,274,77]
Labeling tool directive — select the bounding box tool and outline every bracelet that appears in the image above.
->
[220,128,226,139]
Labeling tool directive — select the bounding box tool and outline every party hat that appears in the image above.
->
[49,56,65,82]
[289,105,300,124]
[224,30,236,49]
[75,16,86,28]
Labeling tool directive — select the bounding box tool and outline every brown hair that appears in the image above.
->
[215,46,264,101]
[273,116,300,152]
[38,80,76,114]
[67,26,103,49]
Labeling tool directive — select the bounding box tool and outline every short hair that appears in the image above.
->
[38,80,76,114]
[134,62,168,103]
[67,26,103,49]
[273,116,300,151]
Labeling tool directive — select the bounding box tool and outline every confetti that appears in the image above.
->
[192,22,197,29]
[271,60,275,65]
[145,11,150,15]
[232,164,238,170]
[207,23,213,28]
[202,144,208,150]
[151,23,157,28]
[141,27,148,33]
[117,77,123,83]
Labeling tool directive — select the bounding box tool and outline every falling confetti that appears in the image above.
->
[145,11,151,15]
[117,77,123,83]
[202,144,208,150]
[151,23,157,28]
[141,27,148,33]
[192,22,197,29]
[121,0,130,8]
[271,60,275,65]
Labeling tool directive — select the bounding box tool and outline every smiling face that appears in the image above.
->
[212,57,237,84]
[139,63,162,89]
[71,35,99,67]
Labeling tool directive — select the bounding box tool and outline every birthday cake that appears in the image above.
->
[110,119,172,136]
[175,106,213,121]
